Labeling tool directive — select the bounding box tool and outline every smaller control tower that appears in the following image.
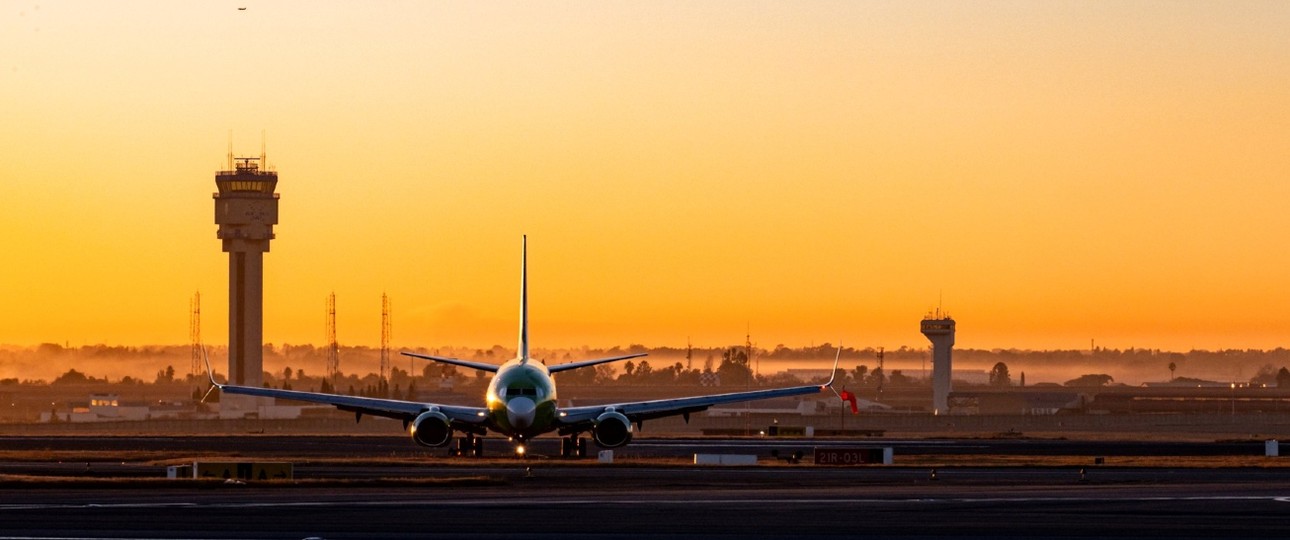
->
[920,312,955,415]
[213,145,278,414]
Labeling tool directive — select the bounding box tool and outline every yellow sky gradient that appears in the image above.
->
[2,2,1289,352]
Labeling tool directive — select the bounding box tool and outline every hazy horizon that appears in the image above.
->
[4,3,1289,353]
[5,341,1287,388]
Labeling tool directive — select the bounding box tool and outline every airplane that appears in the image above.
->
[208,236,840,457]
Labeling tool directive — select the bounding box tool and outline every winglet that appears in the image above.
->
[821,342,842,389]
[200,347,221,403]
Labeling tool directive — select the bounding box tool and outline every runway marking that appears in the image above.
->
[4,494,1290,511]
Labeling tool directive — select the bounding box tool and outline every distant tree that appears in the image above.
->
[283,366,294,381]
[852,365,869,386]
[1248,364,1279,386]
[888,370,913,387]
[52,369,91,385]
[989,362,1011,387]
[1064,373,1114,387]
[155,365,175,384]
[593,364,618,384]
[868,367,885,389]
[1168,362,1177,381]
[718,347,753,386]
[36,343,67,356]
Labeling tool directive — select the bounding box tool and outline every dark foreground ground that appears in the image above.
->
[1,436,1289,539]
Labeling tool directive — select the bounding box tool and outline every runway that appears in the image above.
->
[1,436,1289,538]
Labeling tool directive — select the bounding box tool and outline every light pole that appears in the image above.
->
[1231,382,1236,418]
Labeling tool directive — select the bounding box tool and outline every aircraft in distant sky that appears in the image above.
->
[209,236,839,457]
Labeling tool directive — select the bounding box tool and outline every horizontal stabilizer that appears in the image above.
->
[400,351,500,373]
[548,352,648,373]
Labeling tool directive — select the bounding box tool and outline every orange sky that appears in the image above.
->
[2,2,1289,352]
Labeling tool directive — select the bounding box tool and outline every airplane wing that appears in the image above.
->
[214,383,488,424]
[548,353,648,373]
[558,383,827,426]
[400,351,500,373]
[205,353,486,424]
[558,347,842,427]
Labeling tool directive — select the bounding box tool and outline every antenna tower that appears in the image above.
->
[686,337,692,371]
[189,291,202,380]
[876,346,885,399]
[380,293,391,385]
[326,292,339,381]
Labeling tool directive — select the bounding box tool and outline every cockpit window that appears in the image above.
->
[506,387,538,397]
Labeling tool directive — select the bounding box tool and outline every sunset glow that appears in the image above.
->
[3,2,1289,353]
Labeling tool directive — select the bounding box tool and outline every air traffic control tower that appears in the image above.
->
[920,313,955,415]
[213,150,278,413]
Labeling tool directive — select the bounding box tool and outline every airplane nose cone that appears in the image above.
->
[507,397,537,429]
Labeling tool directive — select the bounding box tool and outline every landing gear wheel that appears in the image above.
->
[457,435,483,458]
[561,436,587,458]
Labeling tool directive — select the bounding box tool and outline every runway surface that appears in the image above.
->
[0,434,1276,459]
[1,436,1288,539]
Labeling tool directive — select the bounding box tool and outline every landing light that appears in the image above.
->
[516,445,526,456]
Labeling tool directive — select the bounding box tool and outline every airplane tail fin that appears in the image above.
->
[518,235,529,362]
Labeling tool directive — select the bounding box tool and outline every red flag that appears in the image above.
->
[838,389,859,414]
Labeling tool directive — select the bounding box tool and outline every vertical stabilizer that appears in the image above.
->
[518,236,529,361]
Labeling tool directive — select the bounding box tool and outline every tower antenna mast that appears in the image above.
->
[189,291,202,382]
[326,292,339,382]
[380,293,391,392]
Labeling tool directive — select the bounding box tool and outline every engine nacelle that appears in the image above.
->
[592,411,633,448]
[409,410,453,447]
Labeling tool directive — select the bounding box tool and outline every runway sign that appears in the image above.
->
[193,461,294,480]
[694,454,758,465]
[814,447,892,465]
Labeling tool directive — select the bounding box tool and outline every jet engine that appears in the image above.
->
[409,410,452,447]
[592,411,633,448]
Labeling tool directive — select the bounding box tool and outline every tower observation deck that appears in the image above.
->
[213,154,279,414]
[920,312,955,415]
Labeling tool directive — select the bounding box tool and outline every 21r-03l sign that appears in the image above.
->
[814,447,892,465]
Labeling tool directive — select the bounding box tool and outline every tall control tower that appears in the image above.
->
[213,148,278,413]
[920,313,955,415]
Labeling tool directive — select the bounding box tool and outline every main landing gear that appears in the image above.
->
[453,434,484,457]
[560,435,588,458]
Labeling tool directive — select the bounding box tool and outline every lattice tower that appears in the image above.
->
[326,292,339,381]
